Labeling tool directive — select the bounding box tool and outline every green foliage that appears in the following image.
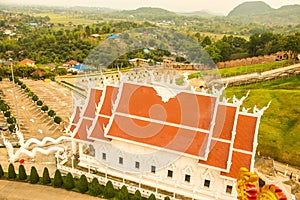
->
[164,197,171,200]
[21,84,26,89]
[54,116,62,124]
[53,169,63,188]
[32,95,39,102]
[0,103,9,112]
[48,110,56,117]
[226,75,300,166]
[8,163,16,180]
[24,88,30,93]
[7,117,16,124]
[148,194,156,200]
[63,172,75,190]
[8,124,15,133]
[36,100,43,106]
[89,177,103,196]
[77,174,88,193]
[28,91,34,97]
[0,164,4,178]
[41,105,49,112]
[0,77,2,81]
[118,185,129,200]
[132,190,142,200]
[4,111,11,118]
[104,180,115,198]
[29,166,39,184]
[18,165,27,181]
[42,167,51,185]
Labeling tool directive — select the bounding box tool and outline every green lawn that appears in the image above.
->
[189,60,290,79]
[225,74,300,166]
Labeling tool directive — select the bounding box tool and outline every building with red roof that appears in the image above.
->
[19,58,35,66]
[66,69,269,200]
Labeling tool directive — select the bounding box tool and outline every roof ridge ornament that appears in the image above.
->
[253,101,271,116]
[233,90,250,106]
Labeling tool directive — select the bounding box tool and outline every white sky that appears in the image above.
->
[1,0,300,15]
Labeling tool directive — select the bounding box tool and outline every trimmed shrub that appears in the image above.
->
[89,177,103,196]
[28,91,33,97]
[24,88,30,93]
[21,84,26,89]
[36,100,43,106]
[0,77,2,81]
[42,167,51,185]
[8,124,15,133]
[118,185,129,200]
[53,169,63,188]
[63,172,75,190]
[132,190,142,200]
[148,194,156,200]
[18,165,27,181]
[0,103,9,112]
[54,116,62,124]
[29,166,39,184]
[164,197,171,200]
[104,180,115,198]
[77,174,88,193]
[4,111,11,118]
[48,110,56,117]
[7,117,16,124]
[41,105,49,112]
[0,164,4,178]
[8,163,16,179]
[32,95,39,102]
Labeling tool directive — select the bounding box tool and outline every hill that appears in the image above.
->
[177,10,222,18]
[227,1,300,24]
[107,7,178,20]
[225,74,300,166]
[228,1,273,17]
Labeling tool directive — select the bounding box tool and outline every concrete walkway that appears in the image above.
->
[0,180,103,200]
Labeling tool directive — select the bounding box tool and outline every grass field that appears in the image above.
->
[225,74,300,166]
[34,13,98,25]
[189,60,290,79]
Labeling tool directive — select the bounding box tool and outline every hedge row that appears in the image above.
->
[0,96,17,133]
[0,163,171,200]
[13,78,62,125]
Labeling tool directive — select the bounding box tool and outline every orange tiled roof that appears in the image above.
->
[88,85,119,141]
[20,58,34,65]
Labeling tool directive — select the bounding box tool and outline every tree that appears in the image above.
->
[29,166,39,184]
[63,172,75,190]
[32,95,39,102]
[89,177,102,196]
[118,185,129,200]
[18,165,27,181]
[36,100,43,106]
[103,180,115,198]
[132,190,142,200]
[53,169,63,188]
[77,174,88,193]
[42,167,51,185]
[0,164,4,178]
[148,193,156,200]
[41,105,49,112]
[8,163,16,179]
[54,116,62,124]
[4,111,11,118]
[48,110,56,117]
[7,117,16,124]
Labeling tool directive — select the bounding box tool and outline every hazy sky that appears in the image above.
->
[1,0,300,14]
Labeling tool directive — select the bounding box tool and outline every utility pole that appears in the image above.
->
[9,58,20,132]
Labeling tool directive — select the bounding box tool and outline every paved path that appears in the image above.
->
[0,180,103,200]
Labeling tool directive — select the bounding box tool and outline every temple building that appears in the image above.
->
[66,69,268,199]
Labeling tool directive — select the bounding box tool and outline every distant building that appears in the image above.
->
[20,59,35,66]
[29,22,38,27]
[129,58,150,67]
[91,34,101,38]
[64,60,79,68]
